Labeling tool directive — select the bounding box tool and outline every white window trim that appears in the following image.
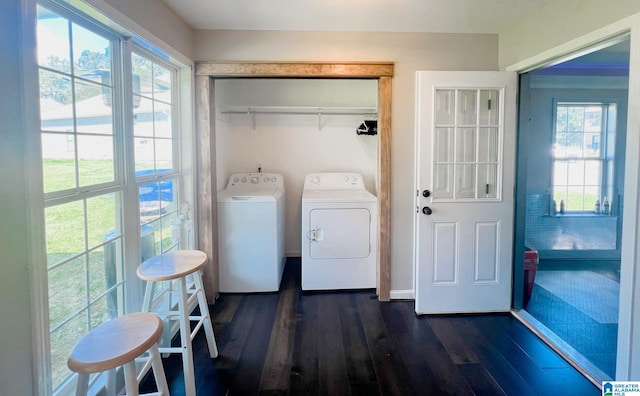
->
[26,1,197,394]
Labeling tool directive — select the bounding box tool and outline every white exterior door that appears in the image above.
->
[415,71,517,314]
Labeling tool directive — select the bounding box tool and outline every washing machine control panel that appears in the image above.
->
[304,172,366,190]
[227,172,283,189]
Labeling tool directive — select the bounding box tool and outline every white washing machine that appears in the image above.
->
[301,172,377,290]
[217,172,285,293]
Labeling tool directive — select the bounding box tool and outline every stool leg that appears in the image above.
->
[141,280,156,312]
[177,277,196,396]
[75,374,89,396]
[123,360,139,396]
[193,270,218,358]
[149,344,169,396]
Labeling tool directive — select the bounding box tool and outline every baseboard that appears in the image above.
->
[390,289,414,300]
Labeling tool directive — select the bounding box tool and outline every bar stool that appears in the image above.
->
[67,312,169,396]
[137,250,218,396]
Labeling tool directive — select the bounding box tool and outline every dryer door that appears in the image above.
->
[308,208,372,259]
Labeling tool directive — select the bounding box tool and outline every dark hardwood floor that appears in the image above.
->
[141,258,599,395]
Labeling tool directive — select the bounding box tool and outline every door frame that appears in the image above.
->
[507,23,640,380]
[193,62,394,301]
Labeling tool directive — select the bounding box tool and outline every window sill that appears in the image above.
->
[547,213,615,218]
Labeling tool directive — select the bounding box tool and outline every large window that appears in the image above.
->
[36,2,187,393]
[552,102,616,213]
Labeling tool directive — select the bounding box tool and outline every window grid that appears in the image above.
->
[433,88,502,200]
[552,103,606,212]
[36,2,184,393]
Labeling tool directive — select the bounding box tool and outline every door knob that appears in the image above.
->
[422,206,432,215]
[422,189,431,198]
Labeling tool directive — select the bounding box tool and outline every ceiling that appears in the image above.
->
[160,0,554,33]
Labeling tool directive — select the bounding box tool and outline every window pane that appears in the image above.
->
[477,164,497,198]
[435,89,455,125]
[556,106,568,132]
[567,161,585,186]
[37,6,71,73]
[50,312,88,390]
[86,194,117,249]
[161,212,179,252]
[434,128,454,162]
[567,107,584,132]
[455,164,476,198]
[553,161,568,185]
[71,23,111,79]
[433,164,453,199]
[154,64,172,104]
[584,161,601,185]
[48,256,87,329]
[478,127,498,162]
[478,90,499,125]
[77,135,114,186]
[154,101,173,138]
[75,79,113,135]
[102,236,123,319]
[132,53,153,99]
[42,134,77,193]
[45,201,85,267]
[457,90,477,125]
[134,96,155,137]
[455,127,476,162]
[155,138,174,170]
[39,69,73,129]
[584,132,601,157]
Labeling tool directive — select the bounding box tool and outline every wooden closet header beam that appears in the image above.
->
[195,62,394,78]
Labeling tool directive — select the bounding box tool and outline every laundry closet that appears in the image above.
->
[214,78,378,258]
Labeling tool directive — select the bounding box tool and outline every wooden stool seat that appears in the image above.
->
[137,250,207,281]
[138,250,218,396]
[67,312,169,396]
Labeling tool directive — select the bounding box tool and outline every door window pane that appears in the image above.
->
[432,88,503,200]
[434,128,454,162]
[457,90,477,125]
[455,164,476,198]
[478,90,499,125]
[478,128,499,162]
[435,89,455,125]
[456,127,476,162]
[433,164,453,199]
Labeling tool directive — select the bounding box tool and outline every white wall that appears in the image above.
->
[196,30,499,295]
[84,0,195,63]
[1,0,36,393]
[499,0,640,69]
[215,79,378,256]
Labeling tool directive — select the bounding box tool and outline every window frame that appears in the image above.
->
[33,1,195,394]
[551,99,615,214]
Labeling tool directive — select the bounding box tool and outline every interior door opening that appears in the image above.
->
[513,36,629,383]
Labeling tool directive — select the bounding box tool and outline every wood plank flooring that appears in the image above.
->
[141,258,599,395]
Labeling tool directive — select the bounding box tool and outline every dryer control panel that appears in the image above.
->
[304,172,365,190]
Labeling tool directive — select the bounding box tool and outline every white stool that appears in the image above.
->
[137,250,218,396]
[67,312,169,396]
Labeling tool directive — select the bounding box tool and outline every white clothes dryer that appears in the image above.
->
[301,172,377,290]
[217,172,285,293]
